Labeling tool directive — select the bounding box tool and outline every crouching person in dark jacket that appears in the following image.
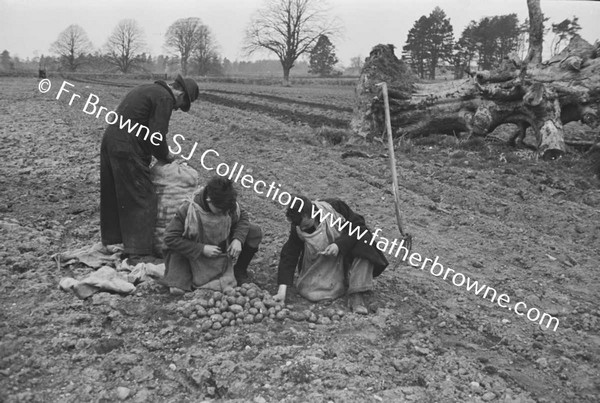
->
[274,195,388,314]
[161,177,262,294]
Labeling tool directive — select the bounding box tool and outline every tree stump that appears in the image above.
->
[350,44,416,141]
[352,36,600,160]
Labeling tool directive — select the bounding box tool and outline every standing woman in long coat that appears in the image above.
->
[100,74,199,259]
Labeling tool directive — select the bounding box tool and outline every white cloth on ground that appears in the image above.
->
[59,266,135,299]
[54,242,123,268]
[119,259,165,283]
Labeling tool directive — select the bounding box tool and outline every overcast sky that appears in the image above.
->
[1,0,599,66]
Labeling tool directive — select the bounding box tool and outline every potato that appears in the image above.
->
[235,311,245,319]
[207,298,215,307]
[198,298,209,309]
[275,309,289,320]
[317,316,332,325]
[243,302,251,310]
[332,315,341,321]
[212,322,222,330]
[268,307,276,315]
[221,318,230,326]
[200,320,212,331]
[241,283,251,290]
[269,313,275,319]
[182,308,194,318]
[234,286,242,293]
[235,296,247,306]
[229,304,244,315]
[336,309,345,317]
[249,298,261,306]
[239,288,247,296]
[212,291,223,300]
[189,313,198,320]
[220,300,229,311]
[254,301,266,310]
[196,307,208,317]
[246,290,257,300]
[322,308,336,318]
[226,296,237,305]
[236,318,243,326]
[207,308,217,316]
[222,311,235,320]
[248,307,258,315]
[254,313,264,322]
[210,314,224,323]
[214,301,222,310]
[223,287,236,296]
[274,304,283,312]
[243,314,255,324]
[307,313,318,323]
[263,299,277,308]
[289,311,306,322]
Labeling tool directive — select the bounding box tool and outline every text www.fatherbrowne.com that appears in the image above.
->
[311,204,560,332]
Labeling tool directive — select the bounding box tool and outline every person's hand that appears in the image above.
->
[273,284,287,303]
[319,243,339,257]
[163,153,176,163]
[202,245,222,258]
[227,239,242,258]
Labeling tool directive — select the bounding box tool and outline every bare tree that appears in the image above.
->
[165,17,205,75]
[244,0,339,85]
[192,25,220,75]
[350,56,364,72]
[105,19,146,73]
[524,0,544,65]
[50,24,93,71]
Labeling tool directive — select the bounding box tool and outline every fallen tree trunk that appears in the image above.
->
[351,36,600,160]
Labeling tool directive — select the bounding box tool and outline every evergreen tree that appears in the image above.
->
[308,35,338,76]
[403,16,431,79]
[457,14,521,70]
[1,50,13,72]
[403,7,454,79]
[425,7,454,79]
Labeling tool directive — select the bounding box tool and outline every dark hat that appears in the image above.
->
[174,74,199,112]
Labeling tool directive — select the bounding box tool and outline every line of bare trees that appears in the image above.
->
[45,1,342,82]
[49,18,219,75]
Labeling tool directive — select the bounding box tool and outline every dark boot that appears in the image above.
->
[234,246,258,286]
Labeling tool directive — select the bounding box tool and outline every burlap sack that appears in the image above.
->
[150,161,199,257]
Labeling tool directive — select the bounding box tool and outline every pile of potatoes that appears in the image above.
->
[175,283,345,331]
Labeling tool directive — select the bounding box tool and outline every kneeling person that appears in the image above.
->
[161,177,262,294]
[274,195,388,314]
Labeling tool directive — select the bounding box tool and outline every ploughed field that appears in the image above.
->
[0,76,599,402]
